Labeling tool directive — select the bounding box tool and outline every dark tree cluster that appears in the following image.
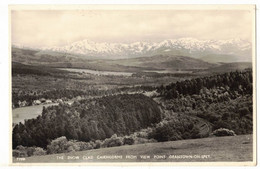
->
[12,94,163,148]
[158,70,252,99]
[158,70,253,135]
[149,114,201,142]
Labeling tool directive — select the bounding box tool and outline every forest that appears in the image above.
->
[12,94,163,148]
[157,70,252,99]
[12,70,253,157]
[157,70,253,135]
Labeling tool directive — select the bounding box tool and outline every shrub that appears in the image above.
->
[101,134,123,148]
[47,136,68,154]
[13,146,47,157]
[212,128,236,137]
[75,141,93,151]
[123,136,135,145]
[13,145,28,157]
[33,147,47,156]
[26,147,35,157]
[12,150,25,158]
[94,140,102,149]
[89,141,96,149]
[47,136,80,154]
[66,141,80,152]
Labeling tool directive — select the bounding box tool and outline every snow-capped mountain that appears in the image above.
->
[12,38,252,61]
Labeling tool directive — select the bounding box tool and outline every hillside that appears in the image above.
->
[13,134,253,163]
[107,55,215,70]
[12,62,69,76]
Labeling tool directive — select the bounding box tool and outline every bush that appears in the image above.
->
[13,145,28,157]
[13,149,27,158]
[123,136,135,145]
[134,128,152,138]
[101,134,123,148]
[47,136,80,154]
[12,150,20,157]
[75,141,93,151]
[47,136,68,154]
[33,147,47,156]
[13,145,47,157]
[94,140,102,149]
[26,147,35,157]
[66,141,80,152]
[212,128,236,137]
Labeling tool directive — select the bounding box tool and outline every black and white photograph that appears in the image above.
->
[9,5,256,165]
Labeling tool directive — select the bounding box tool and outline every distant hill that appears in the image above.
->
[12,47,141,72]
[108,55,216,70]
[207,62,252,73]
[12,47,216,71]
[200,54,252,63]
[12,47,82,66]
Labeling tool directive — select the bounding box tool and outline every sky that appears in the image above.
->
[11,7,254,47]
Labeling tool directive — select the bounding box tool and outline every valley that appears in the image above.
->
[11,39,253,163]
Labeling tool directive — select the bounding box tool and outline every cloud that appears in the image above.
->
[11,9,254,47]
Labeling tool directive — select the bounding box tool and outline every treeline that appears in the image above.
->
[12,85,156,108]
[158,70,252,99]
[12,94,163,148]
[13,112,208,157]
[158,70,253,135]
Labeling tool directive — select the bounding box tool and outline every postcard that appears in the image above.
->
[9,5,256,166]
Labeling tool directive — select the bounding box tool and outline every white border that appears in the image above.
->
[1,0,259,169]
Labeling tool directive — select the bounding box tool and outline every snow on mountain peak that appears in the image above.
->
[13,38,251,59]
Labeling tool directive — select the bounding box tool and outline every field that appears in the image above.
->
[13,134,253,163]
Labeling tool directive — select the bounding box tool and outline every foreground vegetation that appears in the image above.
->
[13,134,253,162]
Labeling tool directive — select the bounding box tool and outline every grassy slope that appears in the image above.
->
[13,134,253,163]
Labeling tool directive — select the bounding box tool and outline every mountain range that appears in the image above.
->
[13,38,252,63]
